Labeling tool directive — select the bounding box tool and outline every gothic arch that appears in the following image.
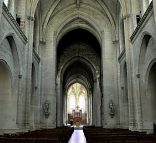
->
[144,59,156,130]
[46,3,115,29]
[29,0,128,21]
[0,59,12,79]
[55,17,102,48]
[65,75,91,92]
[138,34,156,131]
[0,35,24,130]
[33,2,42,52]
[0,60,17,130]
[138,34,152,99]
[145,58,156,89]
[58,56,97,82]
[138,34,151,73]
[0,34,22,76]
[44,9,108,43]
[59,59,95,126]
[56,28,101,126]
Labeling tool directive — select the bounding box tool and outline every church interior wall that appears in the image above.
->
[41,0,120,128]
[131,8,156,133]
[0,2,28,134]
[0,0,156,134]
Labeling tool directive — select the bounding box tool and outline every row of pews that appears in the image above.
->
[83,126,156,143]
[0,126,74,143]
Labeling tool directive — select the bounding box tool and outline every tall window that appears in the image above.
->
[67,83,87,114]
[79,95,86,112]
[68,95,76,113]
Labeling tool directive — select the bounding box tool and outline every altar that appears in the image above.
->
[68,106,87,126]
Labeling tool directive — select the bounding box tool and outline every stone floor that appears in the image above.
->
[68,129,87,143]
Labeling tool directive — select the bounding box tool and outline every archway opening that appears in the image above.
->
[57,28,101,126]
[139,35,152,130]
[147,62,156,129]
[62,59,94,126]
[0,62,13,129]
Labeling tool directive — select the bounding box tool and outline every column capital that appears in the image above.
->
[27,16,35,21]
[0,1,3,22]
[123,14,131,20]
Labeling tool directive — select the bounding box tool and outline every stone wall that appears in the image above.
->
[131,3,156,133]
[0,0,156,134]
[0,4,27,134]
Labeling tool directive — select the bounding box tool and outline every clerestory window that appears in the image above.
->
[4,0,9,7]
[148,0,152,4]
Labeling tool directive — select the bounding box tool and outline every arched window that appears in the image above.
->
[79,95,86,112]
[68,95,76,113]
[67,83,87,113]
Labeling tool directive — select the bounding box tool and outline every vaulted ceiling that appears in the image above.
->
[33,0,122,27]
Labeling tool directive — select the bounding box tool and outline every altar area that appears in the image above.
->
[66,83,89,126]
[68,106,87,126]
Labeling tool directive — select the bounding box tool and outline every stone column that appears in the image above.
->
[92,71,102,127]
[35,62,41,128]
[88,90,92,125]
[153,0,156,25]
[0,0,3,22]
[101,30,105,127]
[92,81,97,126]
[56,78,64,127]
[23,16,34,128]
[133,73,143,130]
[8,0,16,18]
[16,0,26,31]
[96,75,102,126]
[41,30,57,128]
[142,0,150,14]
[119,20,125,53]
[38,40,46,127]
[16,74,26,129]
[113,40,121,128]
[129,0,145,131]
[123,14,136,130]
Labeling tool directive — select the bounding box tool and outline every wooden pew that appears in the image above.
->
[83,126,156,143]
[0,126,74,143]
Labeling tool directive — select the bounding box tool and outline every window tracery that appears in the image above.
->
[67,83,87,114]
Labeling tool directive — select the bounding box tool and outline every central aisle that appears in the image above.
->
[68,129,87,143]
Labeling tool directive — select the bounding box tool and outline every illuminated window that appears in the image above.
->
[4,0,9,6]
[67,83,87,114]
[149,0,152,4]
[68,95,76,113]
[79,95,86,112]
